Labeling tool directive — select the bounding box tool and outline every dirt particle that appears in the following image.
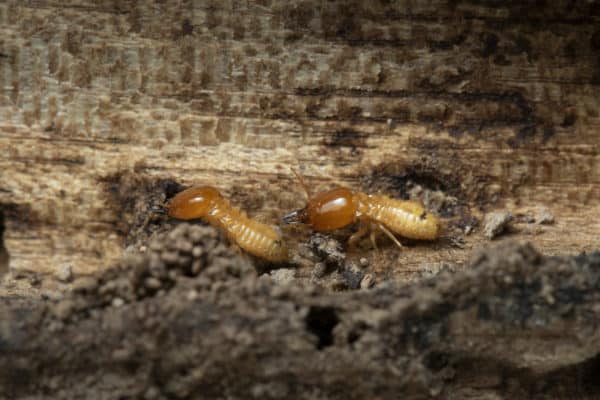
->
[483,211,513,239]
[312,262,327,279]
[340,262,364,290]
[307,234,346,267]
[144,277,161,290]
[269,268,296,285]
[112,297,125,307]
[55,264,73,283]
[160,250,180,265]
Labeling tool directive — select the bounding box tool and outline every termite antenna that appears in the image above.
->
[290,167,310,200]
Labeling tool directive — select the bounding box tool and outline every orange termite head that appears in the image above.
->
[167,186,222,220]
[282,187,358,231]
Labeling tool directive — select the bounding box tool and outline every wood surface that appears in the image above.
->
[0,1,599,278]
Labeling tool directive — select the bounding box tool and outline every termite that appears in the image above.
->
[167,186,288,262]
[282,170,440,248]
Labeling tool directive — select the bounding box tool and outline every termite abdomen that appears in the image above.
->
[356,193,440,240]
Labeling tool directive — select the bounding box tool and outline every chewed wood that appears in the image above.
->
[168,187,288,263]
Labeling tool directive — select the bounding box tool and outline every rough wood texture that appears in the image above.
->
[1,1,599,277]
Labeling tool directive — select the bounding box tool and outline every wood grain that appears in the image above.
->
[0,1,599,276]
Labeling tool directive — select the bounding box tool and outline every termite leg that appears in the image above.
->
[377,223,403,250]
[369,226,380,252]
[348,221,370,247]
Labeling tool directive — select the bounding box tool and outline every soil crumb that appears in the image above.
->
[54,223,253,320]
[483,211,513,239]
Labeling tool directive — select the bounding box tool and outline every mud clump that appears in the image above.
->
[55,264,73,282]
[297,234,366,290]
[1,242,600,398]
[307,234,346,267]
[483,211,513,239]
[54,224,253,321]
